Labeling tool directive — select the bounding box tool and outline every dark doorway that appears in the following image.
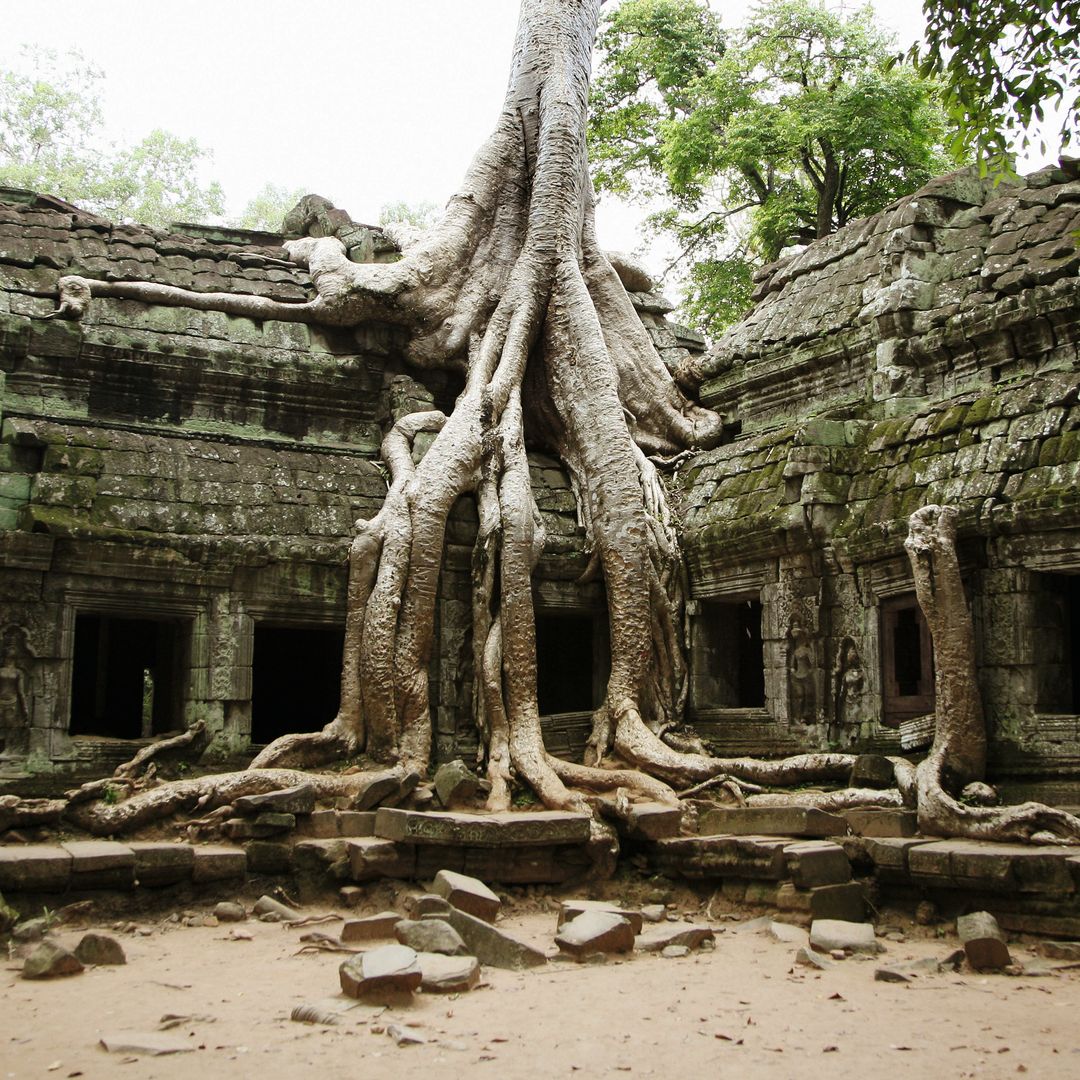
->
[1034,573,1080,714]
[251,626,344,744]
[881,594,935,726]
[535,614,601,715]
[691,598,766,709]
[70,614,185,738]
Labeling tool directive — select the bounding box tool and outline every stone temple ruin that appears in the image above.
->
[2,161,1080,938]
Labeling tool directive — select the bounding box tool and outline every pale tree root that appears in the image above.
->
[64,767,407,836]
[113,719,211,780]
[906,505,1080,844]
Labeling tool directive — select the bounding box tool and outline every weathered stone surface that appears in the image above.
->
[339,944,422,998]
[99,1032,194,1055]
[434,907,547,970]
[417,951,481,993]
[244,840,291,875]
[431,869,501,923]
[234,783,315,816]
[375,808,591,847]
[23,939,83,979]
[340,911,402,942]
[191,845,246,882]
[74,932,126,965]
[699,807,848,838]
[768,920,809,946]
[809,919,880,955]
[841,809,918,838]
[637,924,715,952]
[555,910,635,958]
[957,910,1012,970]
[625,802,683,841]
[213,901,246,922]
[862,837,934,881]
[395,917,467,955]
[62,840,135,889]
[433,759,479,809]
[783,841,852,887]
[558,899,644,935]
[777,882,865,922]
[796,945,832,969]
[252,894,303,922]
[848,755,897,789]
[129,841,194,886]
[225,815,293,840]
[12,916,48,942]
[337,811,376,837]
[405,893,453,919]
[347,837,416,881]
[1040,940,1080,961]
[652,835,790,880]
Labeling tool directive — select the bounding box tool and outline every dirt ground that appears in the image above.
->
[4,891,1080,1080]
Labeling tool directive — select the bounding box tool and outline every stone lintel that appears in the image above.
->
[374,808,591,847]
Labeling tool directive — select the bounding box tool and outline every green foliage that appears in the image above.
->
[914,0,1080,174]
[378,199,440,229]
[590,0,954,336]
[0,47,224,227]
[232,183,308,232]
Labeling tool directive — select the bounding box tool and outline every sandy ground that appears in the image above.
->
[4,895,1080,1080]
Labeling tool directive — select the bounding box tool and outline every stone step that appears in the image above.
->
[374,808,592,847]
[699,807,848,838]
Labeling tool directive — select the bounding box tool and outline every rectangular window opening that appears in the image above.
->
[691,598,765,709]
[881,594,935,727]
[1033,573,1080,714]
[535,613,607,716]
[251,625,344,745]
[70,614,185,739]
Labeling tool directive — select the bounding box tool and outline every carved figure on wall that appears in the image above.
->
[830,636,864,743]
[788,619,818,722]
[0,626,35,756]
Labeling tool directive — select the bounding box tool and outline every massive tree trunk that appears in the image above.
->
[906,506,1080,842]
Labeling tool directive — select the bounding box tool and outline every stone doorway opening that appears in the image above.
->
[690,598,766,710]
[535,613,607,716]
[881,594,935,727]
[250,625,344,745]
[70,614,186,739]
[1034,572,1080,715]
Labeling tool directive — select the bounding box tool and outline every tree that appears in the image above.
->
[0,47,224,227]
[589,0,953,335]
[915,0,1080,173]
[41,0,1080,847]
[231,183,309,232]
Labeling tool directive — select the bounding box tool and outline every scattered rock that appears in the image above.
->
[417,951,481,993]
[830,949,846,961]
[339,885,365,908]
[559,899,644,935]
[405,893,453,919]
[74,932,126,965]
[641,904,666,924]
[340,910,402,942]
[252,895,303,923]
[957,911,1011,971]
[234,783,316,816]
[769,921,809,947]
[22,940,83,979]
[434,907,547,970]
[809,919,881,955]
[395,917,467,956]
[213,902,246,923]
[99,1033,194,1056]
[637,924,715,952]
[1040,940,1080,961]
[339,944,422,999]
[914,900,937,925]
[432,759,479,809]
[387,1022,427,1046]
[849,754,897,789]
[432,869,501,923]
[661,944,691,958]
[12,916,49,942]
[555,910,635,960]
[874,966,912,983]
[796,946,832,970]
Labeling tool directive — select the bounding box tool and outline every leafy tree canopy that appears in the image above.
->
[589,0,954,336]
[232,183,309,232]
[915,0,1079,173]
[0,47,224,227]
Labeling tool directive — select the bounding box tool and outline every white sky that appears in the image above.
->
[0,0,1062,263]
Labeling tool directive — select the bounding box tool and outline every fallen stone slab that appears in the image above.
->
[795,946,832,970]
[848,754,897,789]
[957,910,1012,971]
[431,868,502,922]
[349,770,412,812]
[783,841,852,887]
[129,842,195,887]
[699,807,848,838]
[433,907,547,970]
[559,899,644,935]
[234,782,315,816]
[340,911,402,942]
[213,901,246,923]
[74,932,126,965]
[874,966,912,983]
[417,951,481,993]
[23,940,83,979]
[99,1033,194,1056]
[809,919,881,955]
[339,944,422,999]
[637,924,715,952]
[1040,940,1080,961]
[776,882,865,922]
[661,944,690,958]
[191,845,247,883]
[555,910,635,959]
[376,807,591,847]
[768,921,809,947]
[395,917,467,955]
[252,895,303,922]
[433,759,480,809]
[641,904,665,923]
[347,837,416,882]
[12,916,48,942]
